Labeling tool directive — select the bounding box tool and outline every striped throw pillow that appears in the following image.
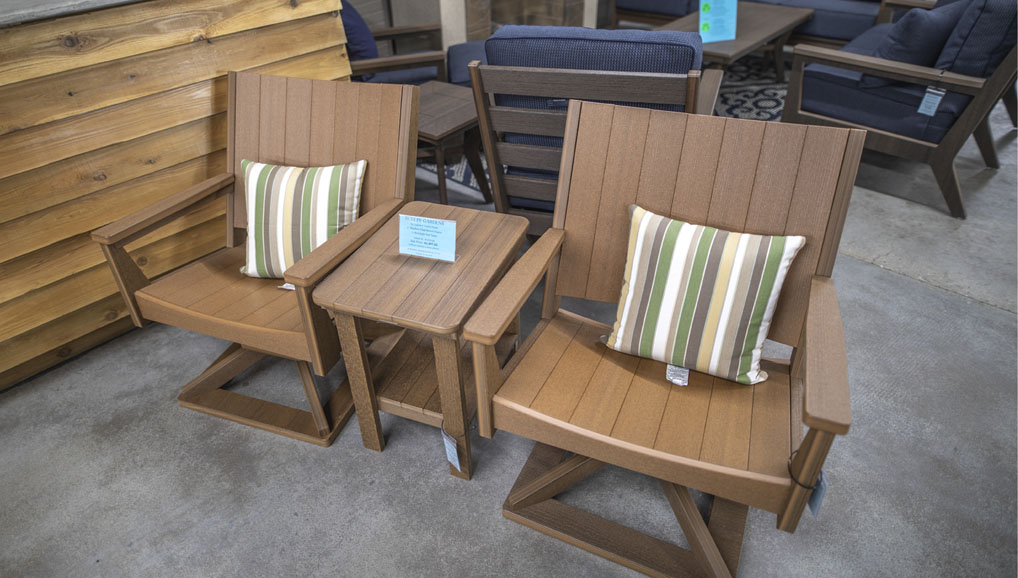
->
[605,206,805,385]
[241,159,367,279]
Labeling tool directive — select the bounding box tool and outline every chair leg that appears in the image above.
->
[297,361,330,438]
[177,343,356,446]
[973,117,1000,169]
[930,159,966,219]
[1003,83,1017,128]
[661,482,733,578]
[502,443,747,578]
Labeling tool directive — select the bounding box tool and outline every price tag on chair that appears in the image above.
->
[808,469,827,519]
[918,87,946,117]
[442,425,462,472]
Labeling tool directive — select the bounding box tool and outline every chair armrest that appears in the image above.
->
[696,68,723,116]
[463,228,565,345]
[371,24,442,41]
[802,276,851,435]
[91,173,234,246]
[791,44,985,95]
[284,197,403,289]
[351,51,446,76]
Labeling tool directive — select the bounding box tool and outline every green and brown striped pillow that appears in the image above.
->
[605,206,805,385]
[241,159,367,279]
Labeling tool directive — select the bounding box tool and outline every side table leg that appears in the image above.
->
[774,32,792,81]
[434,335,473,480]
[435,144,449,205]
[335,313,385,452]
[465,127,493,203]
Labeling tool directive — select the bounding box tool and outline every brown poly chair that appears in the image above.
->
[464,100,864,577]
[91,72,419,446]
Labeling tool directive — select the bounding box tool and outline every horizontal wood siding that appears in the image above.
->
[0,0,352,390]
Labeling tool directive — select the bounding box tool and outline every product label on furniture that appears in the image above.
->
[699,0,737,43]
[666,364,690,386]
[917,87,945,117]
[808,469,827,519]
[442,426,462,471]
[399,214,457,262]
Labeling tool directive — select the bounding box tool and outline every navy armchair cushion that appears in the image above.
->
[859,0,969,88]
[615,0,695,17]
[749,0,881,41]
[935,0,1018,77]
[448,41,487,86]
[341,3,379,82]
[485,25,702,73]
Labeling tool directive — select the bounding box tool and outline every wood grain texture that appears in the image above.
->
[0,0,341,87]
[1,0,354,389]
[0,12,347,135]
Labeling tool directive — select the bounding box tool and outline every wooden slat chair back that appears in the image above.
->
[469,61,705,235]
[92,72,419,446]
[464,100,864,577]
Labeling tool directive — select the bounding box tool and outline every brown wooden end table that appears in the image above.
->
[418,81,493,205]
[657,2,813,79]
[313,201,527,479]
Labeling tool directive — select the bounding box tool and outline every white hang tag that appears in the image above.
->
[917,87,946,117]
[441,425,462,472]
[277,282,295,291]
[808,469,827,519]
[666,364,690,386]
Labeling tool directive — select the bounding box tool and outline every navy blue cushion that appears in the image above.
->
[859,0,969,87]
[485,25,702,212]
[749,0,881,41]
[341,3,379,81]
[802,22,969,143]
[368,66,438,85]
[448,41,487,86]
[935,0,1017,77]
[616,0,694,17]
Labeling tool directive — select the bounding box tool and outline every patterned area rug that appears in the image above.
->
[713,55,787,121]
[417,55,787,192]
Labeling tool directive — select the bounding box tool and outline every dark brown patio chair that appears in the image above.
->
[469,25,722,236]
[91,72,418,445]
[464,100,864,577]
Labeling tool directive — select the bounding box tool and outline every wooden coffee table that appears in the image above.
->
[418,81,493,205]
[313,201,527,479]
[657,2,813,78]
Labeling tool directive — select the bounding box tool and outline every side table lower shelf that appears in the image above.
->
[353,327,517,430]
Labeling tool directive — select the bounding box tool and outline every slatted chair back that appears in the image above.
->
[226,72,419,245]
[470,63,701,234]
[551,100,865,347]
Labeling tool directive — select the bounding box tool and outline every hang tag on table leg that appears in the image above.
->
[666,364,690,386]
[442,425,462,472]
[808,469,827,519]
[918,87,946,117]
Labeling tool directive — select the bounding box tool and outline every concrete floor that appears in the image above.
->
[2,105,1015,577]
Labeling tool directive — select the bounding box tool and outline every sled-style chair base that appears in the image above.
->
[175,343,354,446]
[504,442,748,578]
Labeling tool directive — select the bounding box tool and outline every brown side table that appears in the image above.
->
[313,201,527,479]
[657,2,813,79]
[418,81,493,205]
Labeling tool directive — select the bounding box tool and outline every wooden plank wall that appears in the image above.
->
[0,0,353,390]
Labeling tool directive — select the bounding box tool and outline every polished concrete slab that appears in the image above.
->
[1,104,1015,577]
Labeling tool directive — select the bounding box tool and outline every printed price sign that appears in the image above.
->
[399,214,456,262]
[699,0,737,43]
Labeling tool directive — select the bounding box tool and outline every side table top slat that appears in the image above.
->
[314,201,529,335]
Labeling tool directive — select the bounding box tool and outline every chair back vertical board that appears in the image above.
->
[553,101,864,346]
[229,73,416,231]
